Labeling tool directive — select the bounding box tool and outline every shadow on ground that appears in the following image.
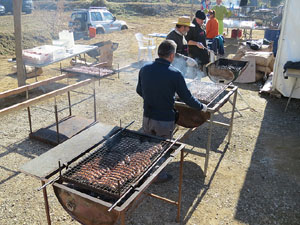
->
[235,96,300,224]
[0,138,51,185]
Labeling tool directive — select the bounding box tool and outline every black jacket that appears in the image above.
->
[166,30,188,56]
[186,19,209,65]
[136,58,204,121]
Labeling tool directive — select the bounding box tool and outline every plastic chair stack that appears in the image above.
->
[135,33,156,62]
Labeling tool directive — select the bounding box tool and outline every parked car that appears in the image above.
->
[69,7,128,34]
[0,4,5,15]
[0,0,33,14]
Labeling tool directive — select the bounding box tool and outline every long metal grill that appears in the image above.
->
[62,65,114,77]
[62,130,170,198]
[185,81,227,104]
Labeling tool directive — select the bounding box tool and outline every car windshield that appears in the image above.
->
[91,12,103,21]
[103,12,114,21]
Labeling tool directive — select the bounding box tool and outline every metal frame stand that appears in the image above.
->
[41,181,52,225]
[27,82,97,144]
[120,149,184,225]
[39,148,184,225]
[179,87,238,177]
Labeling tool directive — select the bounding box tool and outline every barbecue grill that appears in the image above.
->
[206,58,248,84]
[21,123,185,225]
[60,129,172,199]
[174,81,238,176]
[61,65,116,78]
[175,81,230,128]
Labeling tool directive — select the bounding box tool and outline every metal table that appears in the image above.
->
[24,44,97,68]
[23,44,97,80]
[224,19,256,39]
[148,33,167,39]
[175,84,238,177]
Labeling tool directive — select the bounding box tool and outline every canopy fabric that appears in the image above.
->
[273,0,300,98]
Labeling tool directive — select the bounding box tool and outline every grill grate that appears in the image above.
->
[186,81,227,104]
[62,65,114,77]
[62,130,170,199]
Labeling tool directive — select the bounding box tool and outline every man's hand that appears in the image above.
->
[186,58,198,67]
[202,104,208,112]
[196,42,205,49]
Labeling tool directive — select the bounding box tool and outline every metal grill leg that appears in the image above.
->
[26,90,33,134]
[204,113,214,177]
[176,149,184,222]
[68,91,72,116]
[120,211,126,225]
[41,181,51,225]
[93,82,97,122]
[54,98,59,144]
[27,107,32,134]
[228,89,238,143]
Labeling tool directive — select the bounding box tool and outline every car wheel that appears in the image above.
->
[96,28,104,34]
[121,25,128,30]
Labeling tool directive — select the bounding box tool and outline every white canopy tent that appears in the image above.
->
[273,0,300,98]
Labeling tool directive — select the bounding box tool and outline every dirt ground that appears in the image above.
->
[0,10,300,225]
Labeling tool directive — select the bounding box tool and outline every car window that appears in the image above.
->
[91,12,103,21]
[103,12,114,21]
[72,13,87,21]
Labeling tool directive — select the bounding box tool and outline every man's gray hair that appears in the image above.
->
[158,40,177,58]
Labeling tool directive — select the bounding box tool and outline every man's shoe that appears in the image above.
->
[154,173,173,184]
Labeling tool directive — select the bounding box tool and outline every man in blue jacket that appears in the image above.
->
[137,40,207,139]
[136,40,207,183]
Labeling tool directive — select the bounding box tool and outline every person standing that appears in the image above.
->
[166,16,199,75]
[206,10,219,39]
[136,40,207,183]
[185,10,210,67]
[212,0,231,35]
[137,40,207,139]
[166,16,195,56]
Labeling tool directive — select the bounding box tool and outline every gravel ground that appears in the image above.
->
[1,67,300,225]
[0,17,300,225]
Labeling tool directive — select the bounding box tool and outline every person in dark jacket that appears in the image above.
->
[166,16,199,76]
[136,40,207,183]
[186,10,210,66]
[137,40,207,139]
[166,16,195,56]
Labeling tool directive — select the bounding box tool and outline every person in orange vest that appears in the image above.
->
[206,10,219,39]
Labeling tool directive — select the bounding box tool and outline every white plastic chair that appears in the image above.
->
[135,33,156,62]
